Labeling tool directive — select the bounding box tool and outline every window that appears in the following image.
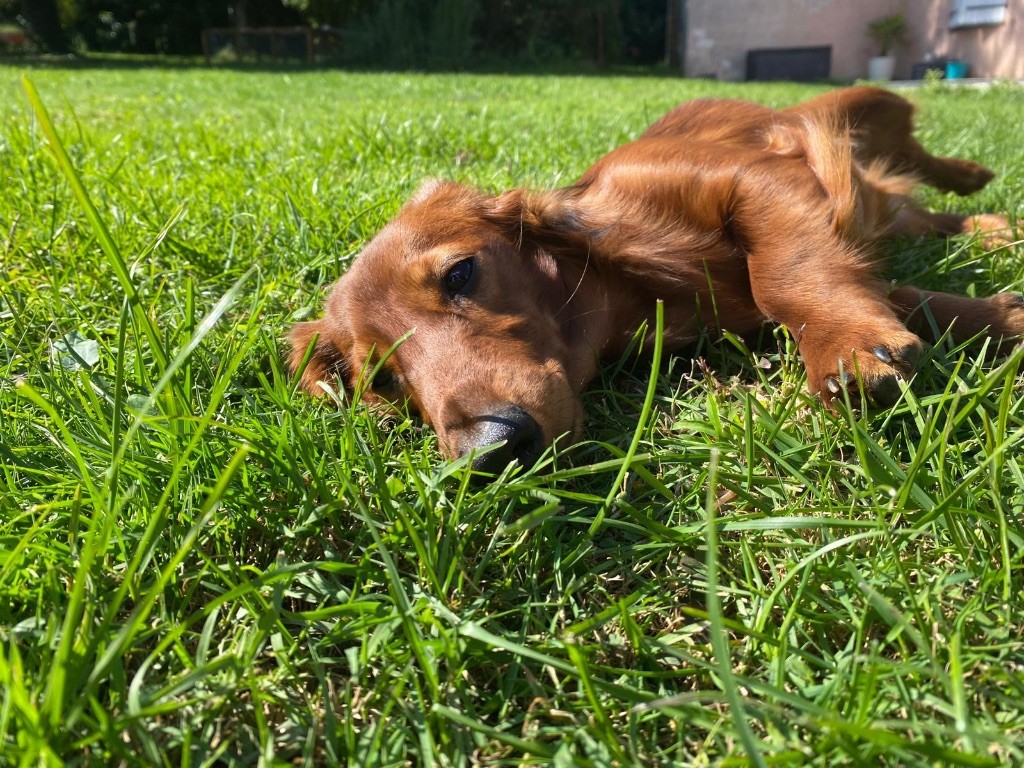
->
[950,0,1008,28]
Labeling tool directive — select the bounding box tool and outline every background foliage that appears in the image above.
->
[1,0,669,66]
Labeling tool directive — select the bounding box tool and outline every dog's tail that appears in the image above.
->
[766,116,916,241]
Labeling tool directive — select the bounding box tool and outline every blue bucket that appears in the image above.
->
[946,60,969,79]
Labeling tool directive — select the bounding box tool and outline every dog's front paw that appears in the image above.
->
[806,332,922,406]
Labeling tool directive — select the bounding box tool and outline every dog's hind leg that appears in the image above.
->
[883,139,995,196]
[790,86,996,196]
[888,203,1016,248]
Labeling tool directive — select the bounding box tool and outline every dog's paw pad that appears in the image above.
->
[864,371,903,407]
[826,368,904,406]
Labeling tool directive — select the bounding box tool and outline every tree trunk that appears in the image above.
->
[665,0,684,70]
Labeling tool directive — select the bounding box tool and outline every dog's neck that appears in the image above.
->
[497,185,753,389]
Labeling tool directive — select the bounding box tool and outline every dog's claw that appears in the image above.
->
[826,371,852,394]
[872,346,892,363]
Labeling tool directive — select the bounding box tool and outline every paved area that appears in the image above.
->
[887,77,1023,88]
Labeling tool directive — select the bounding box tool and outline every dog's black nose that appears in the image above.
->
[462,405,543,477]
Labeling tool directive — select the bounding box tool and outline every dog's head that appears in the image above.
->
[290,180,595,475]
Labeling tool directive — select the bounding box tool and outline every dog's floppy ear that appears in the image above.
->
[289,317,353,397]
[482,187,592,257]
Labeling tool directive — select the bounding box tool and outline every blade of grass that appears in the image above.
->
[590,299,665,535]
[705,448,768,768]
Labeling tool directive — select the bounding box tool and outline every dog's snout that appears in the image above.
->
[461,405,543,477]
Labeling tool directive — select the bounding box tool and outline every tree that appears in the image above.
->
[281,0,374,27]
[3,0,70,52]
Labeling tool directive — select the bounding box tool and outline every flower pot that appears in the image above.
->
[868,55,897,81]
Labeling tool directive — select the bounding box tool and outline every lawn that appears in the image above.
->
[1,61,1023,766]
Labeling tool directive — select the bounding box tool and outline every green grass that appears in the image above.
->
[1,62,1023,766]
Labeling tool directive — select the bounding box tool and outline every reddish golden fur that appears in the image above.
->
[291,86,1022,467]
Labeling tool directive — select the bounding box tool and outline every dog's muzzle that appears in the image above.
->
[461,404,544,478]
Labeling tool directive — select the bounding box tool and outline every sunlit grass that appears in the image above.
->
[1,62,1023,765]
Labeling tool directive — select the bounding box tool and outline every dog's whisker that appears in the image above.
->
[556,247,591,318]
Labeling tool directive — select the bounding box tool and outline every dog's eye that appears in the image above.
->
[372,367,396,392]
[443,257,476,297]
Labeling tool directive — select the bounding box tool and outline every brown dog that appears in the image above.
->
[290,86,1022,475]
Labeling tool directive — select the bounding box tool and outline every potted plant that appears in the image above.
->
[866,13,907,81]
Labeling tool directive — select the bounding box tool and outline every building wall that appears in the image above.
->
[905,0,1024,80]
[685,0,1023,81]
